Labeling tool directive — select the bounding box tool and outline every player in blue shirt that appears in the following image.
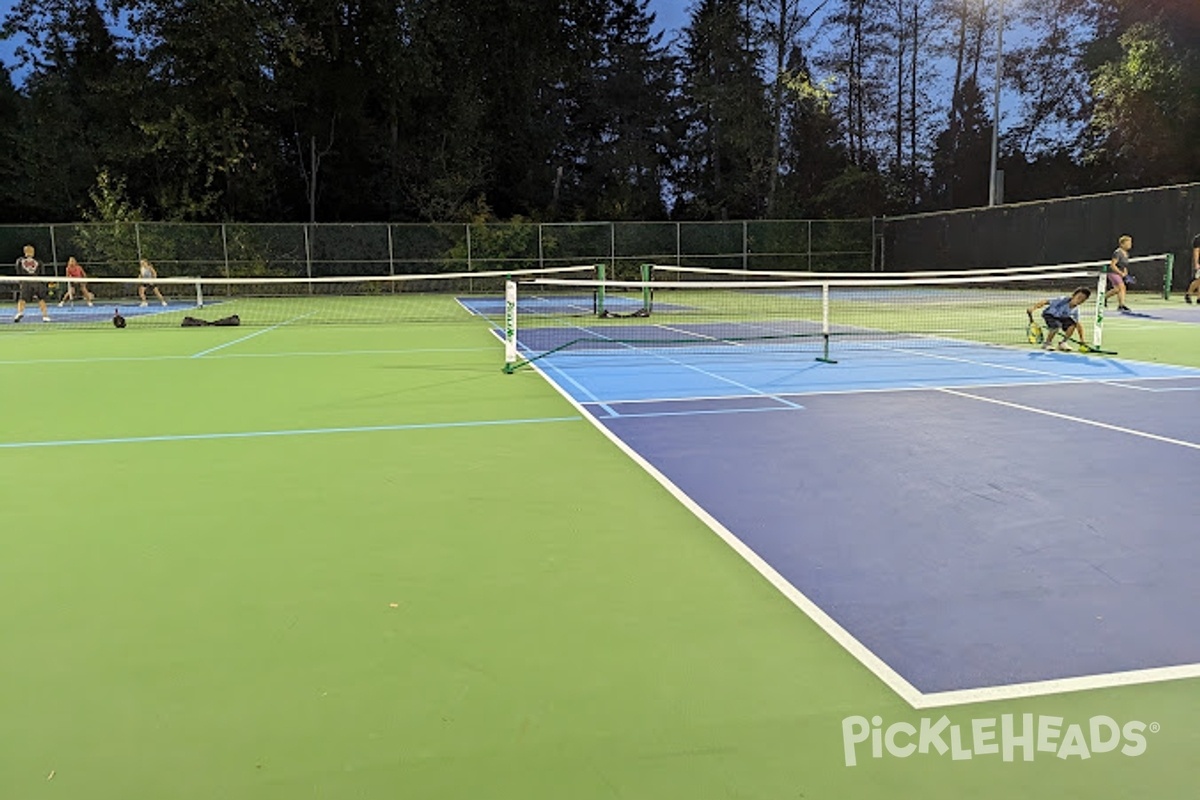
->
[1027,287,1092,351]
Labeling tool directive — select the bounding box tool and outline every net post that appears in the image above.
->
[815,282,837,363]
[503,278,518,373]
[640,262,651,314]
[595,263,606,317]
[195,278,204,308]
[1093,270,1107,348]
[1164,253,1174,300]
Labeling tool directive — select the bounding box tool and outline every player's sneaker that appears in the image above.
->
[160,300,168,306]
[139,301,148,307]
[12,313,22,323]
[1186,295,1194,304]
[1119,305,1131,312]
[42,316,51,322]
[86,301,93,307]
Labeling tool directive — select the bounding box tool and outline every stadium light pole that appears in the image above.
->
[988,0,1006,206]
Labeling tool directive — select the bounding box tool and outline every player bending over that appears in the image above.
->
[1028,287,1092,351]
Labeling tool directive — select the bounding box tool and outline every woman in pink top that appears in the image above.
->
[59,256,95,307]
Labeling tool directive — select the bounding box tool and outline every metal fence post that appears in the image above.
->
[387,224,395,276]
[49,225,58,275]
[221,223,230,279]
[743,220,748,270]
[610,222,616,273]
[303,224,313,293]
[807,220,812,272]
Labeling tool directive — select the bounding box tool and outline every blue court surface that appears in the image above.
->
[520,334,1200,705]
[1,301,195,324]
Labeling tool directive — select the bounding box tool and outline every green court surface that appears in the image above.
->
[3,296,1200,799]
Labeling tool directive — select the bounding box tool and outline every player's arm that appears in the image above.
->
[1026,300,1048,318]
[1069,318,1087,344]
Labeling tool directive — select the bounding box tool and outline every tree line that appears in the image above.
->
[0,0,1197,226]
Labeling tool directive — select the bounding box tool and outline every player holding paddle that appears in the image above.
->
[1027,287,1092,352]
[137,258,168,307]
[13,244,51,323]
[1105,235,1133,312]
[58,256,95,307]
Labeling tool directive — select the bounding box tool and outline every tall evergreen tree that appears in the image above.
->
[675,0,773,219]
[553,0,677,219]
[2,0,137,219]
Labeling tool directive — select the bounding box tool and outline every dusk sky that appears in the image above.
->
[648,0,691,36]
[0,1,693,78]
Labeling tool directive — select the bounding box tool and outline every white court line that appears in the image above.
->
[536,363,1200,708]
[915,664,1200,710]
[939,387,1200,451]
[1111,383,1200,393]
[548,324,804,410]
[191,312,316,358]
[575,372,1200,406]
[523,355,925,707]
[653,322,745,346]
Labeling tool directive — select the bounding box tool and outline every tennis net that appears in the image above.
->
[0,265,601,329]
[501,259,1169,371]
[649,254,1174,294]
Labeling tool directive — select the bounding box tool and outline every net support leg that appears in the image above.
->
[640,262,652,315]
[814,283,837,363]
[595,263,606,317]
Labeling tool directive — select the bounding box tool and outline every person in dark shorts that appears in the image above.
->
[13,244,51,323]
[1105,235,1133,312]
[1028,287,1092,351]
[137,258,168,307]
[1185,233,1200,304]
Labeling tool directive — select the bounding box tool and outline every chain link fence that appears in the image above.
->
[0,220,875,281]
[880,183,1200,293]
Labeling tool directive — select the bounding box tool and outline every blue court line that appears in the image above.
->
[191,312,315,357]
[0,416,581,450]
[0,347,497,368]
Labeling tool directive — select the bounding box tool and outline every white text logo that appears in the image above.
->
[842,714,1158,766]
